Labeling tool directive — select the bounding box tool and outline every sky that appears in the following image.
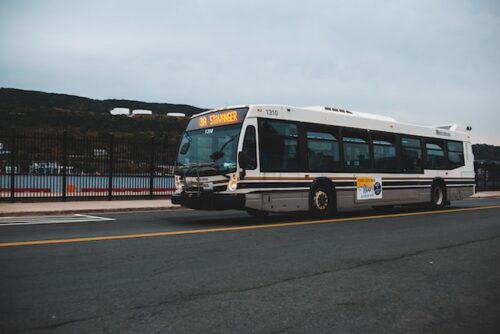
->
[1,0,499,144]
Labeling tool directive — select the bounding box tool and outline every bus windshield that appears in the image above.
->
[176,108,248,175]
[176,124,242,175]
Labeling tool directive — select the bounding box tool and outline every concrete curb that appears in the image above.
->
[469,195,500,199]
[0,198,184,217]
[469,192,500,199]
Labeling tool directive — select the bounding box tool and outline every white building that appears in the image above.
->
[110,107,130,116]
[131,109,153,117]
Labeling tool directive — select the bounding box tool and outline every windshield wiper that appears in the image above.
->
[210,135,237,161]
[177,162,215,171]
[177,161,233,179]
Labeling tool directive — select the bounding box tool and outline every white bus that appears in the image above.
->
[172,105,475,217]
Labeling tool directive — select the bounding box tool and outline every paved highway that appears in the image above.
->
[1,198,500,333]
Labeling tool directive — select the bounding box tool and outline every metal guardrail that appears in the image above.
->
[0,129,176,202]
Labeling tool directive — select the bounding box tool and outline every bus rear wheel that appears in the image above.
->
[430,183,446,209]
[310,184,335,218]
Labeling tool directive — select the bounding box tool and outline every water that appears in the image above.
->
[0,174,175,193]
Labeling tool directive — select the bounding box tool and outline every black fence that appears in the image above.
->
[475,160,500,192]
[0,129,176,202]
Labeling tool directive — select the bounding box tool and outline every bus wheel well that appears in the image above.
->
[432,177,447,190]
[310,178,335,191]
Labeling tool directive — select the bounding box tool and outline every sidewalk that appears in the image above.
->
[470,191,500,199]
[0,199,181,217]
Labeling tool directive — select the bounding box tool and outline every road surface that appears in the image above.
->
[1,198,500,333]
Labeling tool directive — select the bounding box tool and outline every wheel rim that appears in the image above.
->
[434,187,443,205]
[313,190,329,210]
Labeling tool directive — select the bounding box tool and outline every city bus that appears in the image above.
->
[172,105,475,217]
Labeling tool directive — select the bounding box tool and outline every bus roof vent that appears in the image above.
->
[305,106,396,122]
[432,124,469,132]
[306,106,353,114]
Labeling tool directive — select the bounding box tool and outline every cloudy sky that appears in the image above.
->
[1,0,499,144]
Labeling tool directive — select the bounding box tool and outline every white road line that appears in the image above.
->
[0,214,115,226]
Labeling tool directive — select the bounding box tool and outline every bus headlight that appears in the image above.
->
[227,175,238,192]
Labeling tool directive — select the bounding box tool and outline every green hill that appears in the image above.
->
[473,144,500,162]
[0,87,206,140]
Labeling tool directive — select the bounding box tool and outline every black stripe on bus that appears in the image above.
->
[238,180,474,189]
[238,182,312,189]
[243,185,475,195]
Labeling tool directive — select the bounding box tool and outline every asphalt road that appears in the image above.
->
[1,198,500,333]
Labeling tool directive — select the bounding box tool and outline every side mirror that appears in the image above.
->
[180,142,190,155]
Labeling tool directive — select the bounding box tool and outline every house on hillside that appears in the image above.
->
[131,109,153,117]
[110,107,130,116]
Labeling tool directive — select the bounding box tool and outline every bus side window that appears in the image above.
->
[242,125,257,170]
[401,137,423,172]
[447,140,464,169]
[425,140,447,169]
[258,119,299,171]
[372,133,398,172]
[342,129,371,170]
[306,130,340,171]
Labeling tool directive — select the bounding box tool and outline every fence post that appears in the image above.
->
[10,128,16,203]
[108,133,114,200]
[62,131,67,201]
[150,136,155,198]
[475,171,478,193]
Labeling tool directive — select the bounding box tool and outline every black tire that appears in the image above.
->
[246,208,269,218]
[310,183,335,218]
[430,182,446,209]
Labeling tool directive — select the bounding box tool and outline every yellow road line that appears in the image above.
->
[1,205,499,248]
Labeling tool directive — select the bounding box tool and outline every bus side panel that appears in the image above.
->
[245,191,309,212]
[336,189,355,208]
[447,186,474,201]
[337,188,431,208]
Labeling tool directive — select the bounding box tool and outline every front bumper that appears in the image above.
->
[172,190,245,210]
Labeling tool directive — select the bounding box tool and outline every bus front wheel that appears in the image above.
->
[310,184,335,218]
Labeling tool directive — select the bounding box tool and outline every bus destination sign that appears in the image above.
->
[186,108,248,131]
[199,110,238,128]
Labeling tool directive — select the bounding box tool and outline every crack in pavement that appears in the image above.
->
[13,234,500,333]
[16,314,110,333]
[128,234,500,311]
